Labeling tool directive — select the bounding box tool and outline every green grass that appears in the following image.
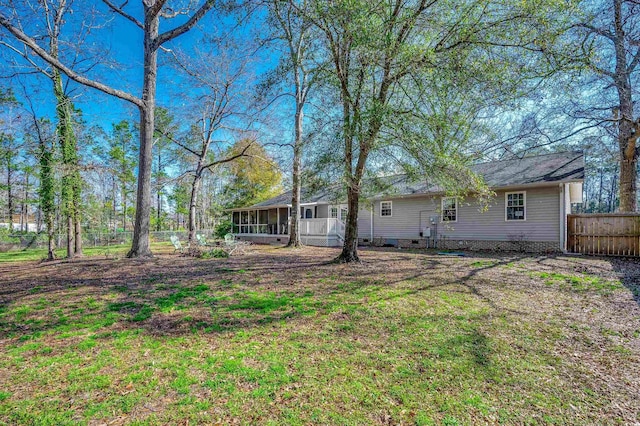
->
[533,271,623,294]
[0,250,636,425]
[0,242,172,263]
[470,260,498,268]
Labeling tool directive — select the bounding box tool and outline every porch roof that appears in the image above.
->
[226,202,324,212]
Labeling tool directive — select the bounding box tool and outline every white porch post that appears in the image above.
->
[276,208,280,235]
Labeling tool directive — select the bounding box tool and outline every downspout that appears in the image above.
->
[559,183,566,253]
[370,202,374,244]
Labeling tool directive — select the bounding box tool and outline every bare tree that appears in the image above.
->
[0,0,218,257]
[266,0,320,248]
[164,44,257,249]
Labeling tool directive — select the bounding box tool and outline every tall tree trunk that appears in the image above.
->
[47,226,56,260]
[66,215,73,257]
[617,114,638,211]
[53,69,75,259]
[38,137,56,261]
[609,172,618,212]
[50,5,79,258]
[122,191,127,231]
[598,169,604,211]
[156,150,162,231]
[127,8,158,258]
[74,208,82,255]
[20,173,26,232]
[112,178,117,234]
[20,197,25,232]
[187,169,203,248]
[287,104,303,248]
[614,0,638,212]
[6,163,12,231]
[336,185,360,262]
[72,160,82,254]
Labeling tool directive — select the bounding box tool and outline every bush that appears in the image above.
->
[0,228,17,244]
[214,220,232,239]
[200,248,229,259]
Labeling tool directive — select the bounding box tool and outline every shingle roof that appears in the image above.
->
[242,151,584,208]
[250,186,336,208]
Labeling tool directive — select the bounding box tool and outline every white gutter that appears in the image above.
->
[225,201,325,213]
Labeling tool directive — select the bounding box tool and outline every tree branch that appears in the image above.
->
[0,41,53,78]
[0,12,144,108]
[147,0,168,18]
[154,0,216,48]
[157,128,201,157]
[202,141,253,171]
[577,22,616,42]
[102,0,144,29]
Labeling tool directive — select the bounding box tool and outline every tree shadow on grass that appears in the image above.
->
[0,246,600,341]
[609,257,640,306]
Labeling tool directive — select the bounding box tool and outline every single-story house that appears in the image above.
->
[227,151,584,252]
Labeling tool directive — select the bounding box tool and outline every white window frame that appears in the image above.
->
[340,205,348,222]
[505,191,526,221]
[380,201,393,217]
[441,197,458,223]
[330,206,338,219]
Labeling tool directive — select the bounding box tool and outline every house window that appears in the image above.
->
[340,206,348,222]
[506,192,526,220]
[441,197,457,222]
[330,207,338,218]
[380,201,392,217]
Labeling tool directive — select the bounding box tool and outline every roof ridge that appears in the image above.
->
[364,151,584,181]
[472,150,583,166]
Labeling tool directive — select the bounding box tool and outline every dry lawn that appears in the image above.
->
[0,245,639,425]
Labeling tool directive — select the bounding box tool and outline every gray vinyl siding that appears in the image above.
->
[357,206,373,239]
[371,187,561,242]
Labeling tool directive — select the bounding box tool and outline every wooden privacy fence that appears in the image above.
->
[567,214,640,257]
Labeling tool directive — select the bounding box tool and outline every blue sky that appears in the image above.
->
[5,1,284,149]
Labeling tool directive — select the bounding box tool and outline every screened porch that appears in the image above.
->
[230,204,347,238]
[231,207,290,235]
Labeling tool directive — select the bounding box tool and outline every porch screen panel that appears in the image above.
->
[241,211,249,234]
[233,212,240,233]
[259,210,268,233]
